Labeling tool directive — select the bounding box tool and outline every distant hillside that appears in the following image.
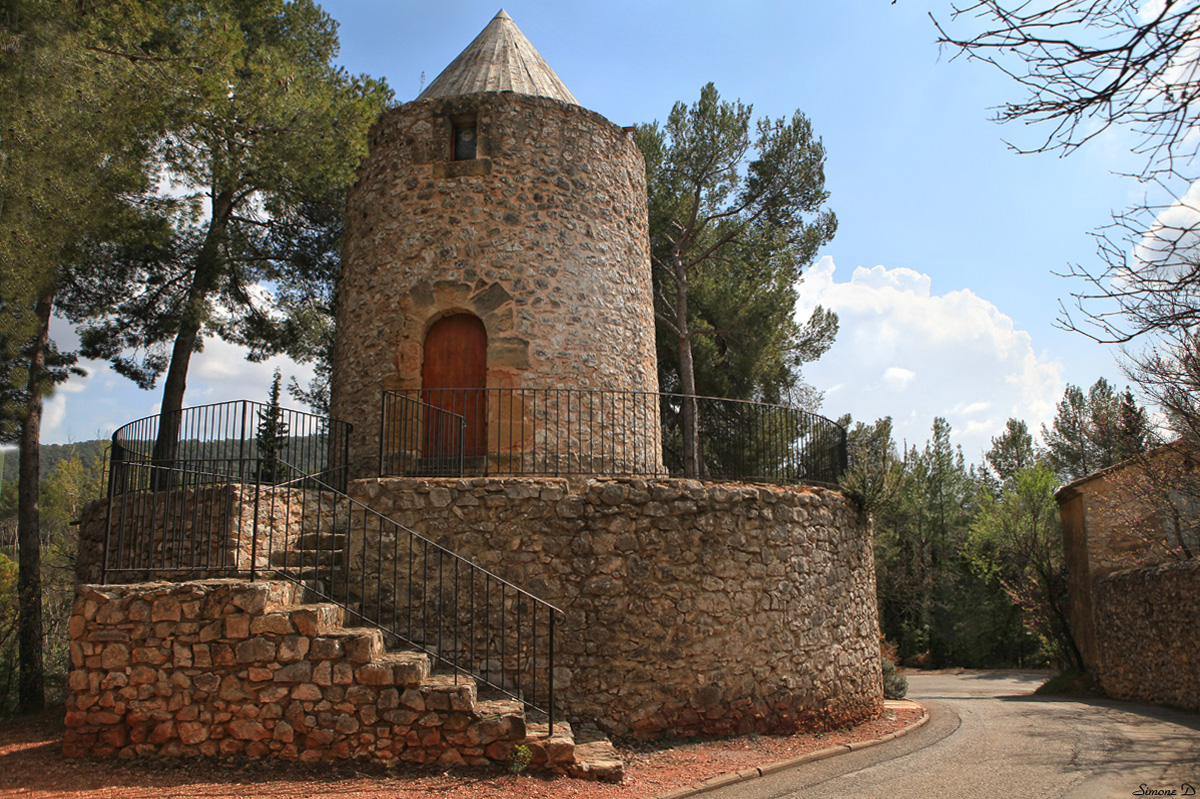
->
[0,439,109,484]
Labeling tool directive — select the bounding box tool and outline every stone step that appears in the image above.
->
[269,549,345,568]
[417,673,478,713]
[315,626,384,664]
[288,602,346,637]
[520,719,623,782]
[567,740,624,783]
[377,650,431,687]
[295,532,349,550]
[229,579,302,614]
[452,697,527,756]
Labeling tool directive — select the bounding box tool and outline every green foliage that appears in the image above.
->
[255,369,290,484]
[881,658,908,700]
[841,416,903,513]
[1042,379,1152,483]
[508,743,533,775]
[985,418,1035,490]
[857,416,1034,669]
[59,0,392,415]
[0,439,107,485]
[966,464,1081,670]
[0,450,99,716]
[0,552,17,715]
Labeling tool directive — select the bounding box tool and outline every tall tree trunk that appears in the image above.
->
[674,254,700,478]
[151,190,234,486]
[17,292,52,714]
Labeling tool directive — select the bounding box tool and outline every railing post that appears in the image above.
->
[838,424,849,482]
[100,440,124,585]
[250,483,260,582]
[342,422,351,493]
[458,415,466,476]
[379,392,388,478]
[237,401,247,486]
[548,609,556,734]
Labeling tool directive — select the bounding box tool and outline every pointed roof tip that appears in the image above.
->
[418,10,579,105]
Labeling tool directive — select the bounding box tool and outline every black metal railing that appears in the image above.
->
[380,393,466,477]
[100,401,562,728]
[660,393,847,485]
[257,467,561,727]
[380,388,846,485]
[107,399,351,494]
[381,387,664,478]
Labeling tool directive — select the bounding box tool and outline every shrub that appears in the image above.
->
[882,657,908,700]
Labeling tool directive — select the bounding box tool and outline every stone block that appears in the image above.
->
[224,614,251,639]
[273,662,313,683]
[310,637,344,660]
[235,637,277,664]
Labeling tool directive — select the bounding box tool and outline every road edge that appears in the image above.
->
[652,701,930,799]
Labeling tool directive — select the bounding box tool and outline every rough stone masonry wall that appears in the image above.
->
[332,93,660,478]
[349,476,882,739]
[1091,559,1200,711]
[63,579,525,765]
[75,485,343,586]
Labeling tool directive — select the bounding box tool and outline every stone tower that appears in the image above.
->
[332,10,661,478]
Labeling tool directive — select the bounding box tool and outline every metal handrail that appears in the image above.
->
[255,463,562,727]
[380,387,847,486]
[108,398,351,493]
[100,402,563,729]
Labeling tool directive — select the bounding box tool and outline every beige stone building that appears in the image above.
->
[67,13,882,764]
[331,10,660,480]
[1055,442,1199,670]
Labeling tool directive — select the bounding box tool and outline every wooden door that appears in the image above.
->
[422,314,487,458]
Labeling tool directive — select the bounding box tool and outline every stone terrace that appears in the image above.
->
[64,579,621,780]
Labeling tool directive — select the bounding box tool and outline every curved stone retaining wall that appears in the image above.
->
[349,476,882,739]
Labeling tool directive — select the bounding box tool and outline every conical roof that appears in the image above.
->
[418,10,579,105]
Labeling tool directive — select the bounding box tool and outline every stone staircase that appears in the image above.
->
[65,579,622,781]
[267,535,622,778]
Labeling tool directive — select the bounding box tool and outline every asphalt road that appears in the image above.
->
[703,670,1200,799]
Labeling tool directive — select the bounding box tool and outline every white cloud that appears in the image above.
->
[797,257,1065,461]
[188,337,315,404]
[40,315,318,445]
[882,367,916,390]
[41,393,69,442]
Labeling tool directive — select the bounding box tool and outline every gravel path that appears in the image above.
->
[1,704,922,798]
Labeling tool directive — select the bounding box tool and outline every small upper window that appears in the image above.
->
[453,124,477,160]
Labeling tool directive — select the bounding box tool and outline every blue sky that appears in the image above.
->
[42,1,1151,462]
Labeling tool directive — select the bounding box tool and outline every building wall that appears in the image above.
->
[332,93,660,478]
[347,476,883,739]
[62,580,530,766]
[1057,448,1199,711]
[1057,447,1196,675]
[1091,560,1200,711]
[76,476,883,739]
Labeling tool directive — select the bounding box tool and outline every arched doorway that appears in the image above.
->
[422,314,487,465]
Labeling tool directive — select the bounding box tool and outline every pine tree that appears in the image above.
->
[255,370,289,485]
[985,418,1035,489]
[59,0,391,472]
[635,83,837,476]
[1,0,158,713]
[1042,379,1152,483]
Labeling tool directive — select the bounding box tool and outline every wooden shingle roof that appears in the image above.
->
[418,10,578,105]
